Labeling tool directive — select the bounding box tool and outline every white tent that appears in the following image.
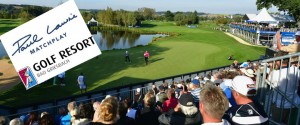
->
[244,14,257,20]
[249,8,277,23]
[87,17,98,26]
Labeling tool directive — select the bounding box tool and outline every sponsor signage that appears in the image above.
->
[0,0,101,89]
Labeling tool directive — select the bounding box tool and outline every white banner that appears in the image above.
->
[0,0,101,89]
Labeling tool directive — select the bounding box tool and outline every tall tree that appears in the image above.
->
[256,0,300,22]
[138,7,156,20]
[165,10,174,21]
[174,12,187,26]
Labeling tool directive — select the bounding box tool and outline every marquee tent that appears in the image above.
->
[248,8,277,23]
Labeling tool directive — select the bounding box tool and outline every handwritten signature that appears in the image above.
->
[12,34,43,56]
[47,13,78,34]
[11,13,78,56]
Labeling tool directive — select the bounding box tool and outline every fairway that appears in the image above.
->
[0,21,266,107]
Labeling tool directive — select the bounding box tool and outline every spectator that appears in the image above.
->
[0,116,9,125]
[162,88,178,112]
[224,76,269,124]
[213,72,223,86]
[40,112,48,118]
[231,60,240,70]
[39,114,54,125]
[136,92,161,125]
[268,58,299,124]
[277,31,300,53]
[144,51,150,65]
[240,60,251,68]
[199,84,230,125]
[117,101,135,125]
[240,68,256,83]
[75,104,92,125]
[124,51,131,62]
[91,97,119,125]
[190,79,201,107]
[58,72,66,86]
[219,71,237,107]
[156,85,168,107]
[133,88,144,110]
[54,107,67,125]
[77,73,87,94]
[61,101,77,125]
[9,118,23,125]
[25,112,38,125]
[163,82,169,90]
[151,84,158,95]
[125,98,138,120]
[92,101,101,122]
[159,93,202,125]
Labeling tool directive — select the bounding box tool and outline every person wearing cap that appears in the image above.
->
[199,84,230,125]
[224,76,269,125]
[162,88,178,113]
[158,93,202,125]
[277,31,300,53]
[124,50,131,62]
[132,88,144,110]
[240,68,256,83]
[190,79,201,108]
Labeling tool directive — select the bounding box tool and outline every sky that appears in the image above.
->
[0,0,279,14]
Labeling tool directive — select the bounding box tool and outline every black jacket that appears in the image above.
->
[136,106,161,125]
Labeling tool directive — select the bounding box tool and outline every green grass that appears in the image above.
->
[0,19,22,35]
[0,20,266,107]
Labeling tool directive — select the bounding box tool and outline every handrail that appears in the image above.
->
[0,59,261,116]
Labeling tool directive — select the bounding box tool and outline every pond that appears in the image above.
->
[0,31,166,58]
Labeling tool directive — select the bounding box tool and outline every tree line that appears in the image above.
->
[0,4,50,21]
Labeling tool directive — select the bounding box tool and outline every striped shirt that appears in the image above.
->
[191,88,201,102]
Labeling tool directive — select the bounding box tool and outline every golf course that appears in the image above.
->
[0,20,266,107]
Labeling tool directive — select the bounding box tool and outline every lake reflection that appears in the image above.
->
[93,31,166,50]
[0,31,166,58]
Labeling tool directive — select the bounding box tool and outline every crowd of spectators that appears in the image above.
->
[4,54,300,125]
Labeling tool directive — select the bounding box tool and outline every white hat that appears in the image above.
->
[136,88,141,93]
[296,31,300,36]
[241,68,255,77]
[177,84,182,88]
[231,76,256,96]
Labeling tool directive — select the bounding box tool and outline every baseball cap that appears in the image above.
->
[192,79,200,85]
[296,31,300,36]
[231,76,256,96]
[179,93,194,107]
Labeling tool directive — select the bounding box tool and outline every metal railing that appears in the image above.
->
[256,52,300,125]
[1,59,262,118]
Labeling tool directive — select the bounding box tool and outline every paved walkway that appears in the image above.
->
[224,32,256,46]
[0,59,21,91]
